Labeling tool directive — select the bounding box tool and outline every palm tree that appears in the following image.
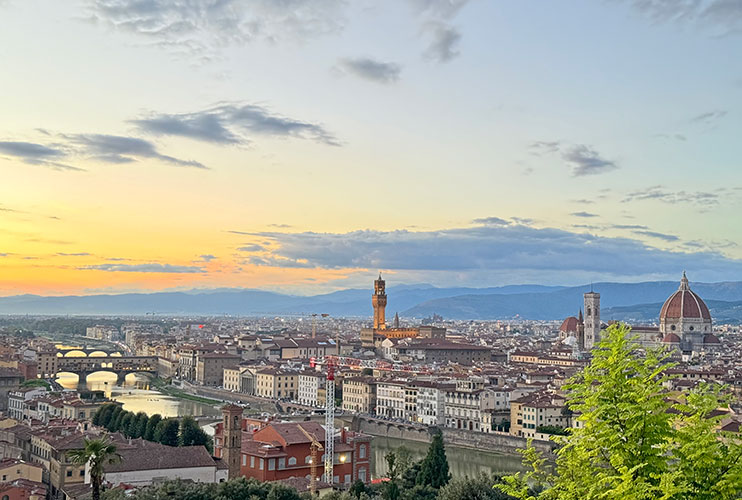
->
[68,437,122,500]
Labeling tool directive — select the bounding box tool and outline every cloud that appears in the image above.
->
[423,23,462,62]
[610,224,649,230]
[238,244,265,252]
[472,216,509,226]
[56,252,92,257]
[64,133,207,168]
[633,230,679,242]
[131,103,338,146]
[82,263,205,273]
[199,254,217,262]
[690,109,728,125]
[529,141,561,156]
[248,256,312,268]
[622,0,742,35]
[621,185,736,208]
[246,224,742,283]
[634,231,680,241]
[336,57,401,84]
[86,0,346,58]
[561,145,618,176]
[0,141,83,171]
[571,211,598,218]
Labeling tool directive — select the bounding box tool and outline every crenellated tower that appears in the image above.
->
[372,273,387,330]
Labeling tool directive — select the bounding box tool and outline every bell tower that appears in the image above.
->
[372,274,387,330]
[222,404,243,480]
[583,288,600,350]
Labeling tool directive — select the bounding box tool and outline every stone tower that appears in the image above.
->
[583,290,600,350]
[221,404,243,480]
[372,274,387,330]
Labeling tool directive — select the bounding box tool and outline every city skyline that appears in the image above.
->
[1,0,741,296]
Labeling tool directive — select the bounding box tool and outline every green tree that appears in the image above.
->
[497,323,742,500]
[144,413,162,441]
[119,412,134,436]
[68,437,121,500]
[128,412,148,439]
[416,432,450,489]
[266,481,304,500]
[105,406,123,432]
[155,418,180,446]
[535,425,568,436]
[92,403,114,427]
[109,408,128,433]
[438,474,515,500]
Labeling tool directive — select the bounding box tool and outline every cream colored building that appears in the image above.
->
[255,369,298,399]
[342,377,376,414]
[510,391,569,439]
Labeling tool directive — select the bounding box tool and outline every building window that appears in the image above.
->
[66,471,73,477]
[80,470,85,476]
[259,458,264,470]
[305,455,312,464]
[268,459,275,471]
[359,468,367,482]
[278,458,285,469]
[359,444,366,459]
[250,456,255,468]
[288,457,297,466]
[242,455,247,466]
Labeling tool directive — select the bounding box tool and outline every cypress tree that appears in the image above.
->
[144,414,162,441]
[119,412,134,436]
[155,418,180,446]
[416,432,450,489]
[108,407,125,432]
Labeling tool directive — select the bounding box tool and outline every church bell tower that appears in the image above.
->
[583,289,600,350]
[372,274,387,330]
[221,404,243,480]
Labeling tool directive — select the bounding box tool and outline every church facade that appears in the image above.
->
[559,273,719,355]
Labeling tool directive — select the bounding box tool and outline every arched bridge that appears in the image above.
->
[56,347,123,357]
[56,356,158,384]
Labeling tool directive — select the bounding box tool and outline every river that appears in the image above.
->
[55,371,222,418]
[56,372,523,478]
[371,436,525,479]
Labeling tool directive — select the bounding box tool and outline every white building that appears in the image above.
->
[298,371,324,407]
[414,381,449,426]
[444,378,494,432]
[376,380,407,419]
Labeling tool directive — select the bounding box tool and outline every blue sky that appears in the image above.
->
[0,0,740,294]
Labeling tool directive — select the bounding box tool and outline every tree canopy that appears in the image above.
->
[497,322,742,500]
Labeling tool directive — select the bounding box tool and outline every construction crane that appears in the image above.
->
[324,356,336,486]
[311,355,434,375]
[297,424,323,496]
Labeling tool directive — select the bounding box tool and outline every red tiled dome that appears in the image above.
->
[703,333,720,344]
[659,273,711,321]
[559,316,579,333]
[662,333,681,343]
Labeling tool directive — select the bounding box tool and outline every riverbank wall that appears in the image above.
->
[345,415,555,456]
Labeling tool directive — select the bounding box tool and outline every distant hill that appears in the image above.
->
[402,281,742,321]
[1,281,741,322]
[603,300,742,324]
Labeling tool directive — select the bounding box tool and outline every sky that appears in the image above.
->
[1,0,741,296]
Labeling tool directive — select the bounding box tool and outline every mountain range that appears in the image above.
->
[1,280,742,322]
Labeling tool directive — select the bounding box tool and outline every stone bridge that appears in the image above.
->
[56,347,123,357]
[56,356,158,384]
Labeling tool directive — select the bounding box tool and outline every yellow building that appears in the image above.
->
[0,459,44,483]
[255,369,298,399]
[342,376,377,413]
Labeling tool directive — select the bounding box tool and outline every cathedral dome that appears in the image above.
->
[659,272,711,322]
[662,333,681,343]
[703,333,720,344]
[559,316,579,333]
